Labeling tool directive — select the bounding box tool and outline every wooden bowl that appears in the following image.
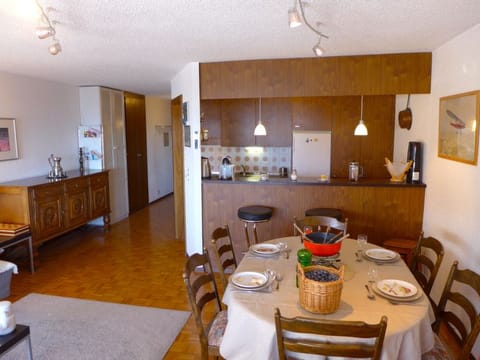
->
[304,232,342,256]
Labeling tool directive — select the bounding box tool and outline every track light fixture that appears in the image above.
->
[35,1,62,55]
[288,0,328,56]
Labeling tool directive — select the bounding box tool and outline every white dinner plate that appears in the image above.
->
[376,279,417,298]
[251,243,280,256]
[364,249,399,262]
[231,271,269,289]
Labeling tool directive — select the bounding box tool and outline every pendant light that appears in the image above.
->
[354,96,368,136]
[254,98,267,136]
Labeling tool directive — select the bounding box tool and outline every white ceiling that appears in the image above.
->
[1,0,479,95]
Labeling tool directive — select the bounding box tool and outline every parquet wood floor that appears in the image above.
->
[6,194,201,359]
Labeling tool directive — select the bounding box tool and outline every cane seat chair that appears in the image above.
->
[423,260,480,360]
[274,308,387,360]
[409,234,444,307]
[294,216,348,237]
[210,224,237,290]
[183,251,227,360]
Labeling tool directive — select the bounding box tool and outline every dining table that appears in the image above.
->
[220,236,435,360]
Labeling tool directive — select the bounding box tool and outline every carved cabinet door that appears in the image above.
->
[31,184,64,241]
[64,177,90,229]
[90,173,110,219]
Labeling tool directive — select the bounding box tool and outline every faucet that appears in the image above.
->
[236,164,247,176]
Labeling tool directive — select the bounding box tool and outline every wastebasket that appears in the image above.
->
[0,261,17,299]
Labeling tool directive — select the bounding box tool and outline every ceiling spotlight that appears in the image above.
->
[288,0,329,55]
[36,1,62,55]
[48,42,61,55]
[288,6,302,28]
[36,26,54,39]
[312,38,325,56]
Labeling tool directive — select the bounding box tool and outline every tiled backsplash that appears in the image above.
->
[201,145,291,175]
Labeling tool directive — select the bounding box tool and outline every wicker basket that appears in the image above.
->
[298,263,344,314]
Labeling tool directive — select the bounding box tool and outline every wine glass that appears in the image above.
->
[368,263,379,283]
[357,234,368,254]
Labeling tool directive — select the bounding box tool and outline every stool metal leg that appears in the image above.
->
[252,223,258,245]
[243,222,251,249]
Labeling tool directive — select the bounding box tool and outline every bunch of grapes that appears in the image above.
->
[305,269,339,282]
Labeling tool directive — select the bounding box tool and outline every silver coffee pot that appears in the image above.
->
[48,154,66,178]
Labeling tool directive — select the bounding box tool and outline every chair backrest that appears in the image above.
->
[410,234,445,296]
[274,308,387,359]
[294,216,348,236]
[434,260,480,360]
[183,251,223,357]
[210,224,237,290]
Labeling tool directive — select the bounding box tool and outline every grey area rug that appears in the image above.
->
[3,293,190,360]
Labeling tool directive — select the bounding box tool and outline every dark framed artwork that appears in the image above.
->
[0,118,18,161]
[438,90,479,165]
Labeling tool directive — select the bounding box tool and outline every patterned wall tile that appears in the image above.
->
[201,145,291,175]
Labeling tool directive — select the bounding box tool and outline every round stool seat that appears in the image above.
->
[305,208,343,221]
[238,206,273,222]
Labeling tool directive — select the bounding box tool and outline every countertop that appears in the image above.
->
[202,174,426,187]
[0,169,108,187]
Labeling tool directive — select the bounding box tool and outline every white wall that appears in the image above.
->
[171,63,202,255]
[394,24,480,356]
[0,72,80,182]
[145,95,173,202]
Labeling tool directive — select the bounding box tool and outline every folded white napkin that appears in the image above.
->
[0,261,18,274]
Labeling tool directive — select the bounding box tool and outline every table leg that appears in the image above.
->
[27,236,35,273]
[25,334,33,360]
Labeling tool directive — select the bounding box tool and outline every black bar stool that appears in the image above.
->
[237,206,273,248]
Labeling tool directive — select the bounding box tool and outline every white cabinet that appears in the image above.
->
[79,86,129,224]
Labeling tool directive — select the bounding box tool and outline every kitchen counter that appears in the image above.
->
[202,177,426,257]
[203,174,426,188]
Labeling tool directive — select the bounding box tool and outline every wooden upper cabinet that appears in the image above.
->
[255,98,292,147]
[291,97,333,131]
[200,100,222,145]
[221,99,256,147]
[200,53,431,99]
[330,95,395,179]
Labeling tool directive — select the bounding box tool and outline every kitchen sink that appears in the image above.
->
[235,174,262,182]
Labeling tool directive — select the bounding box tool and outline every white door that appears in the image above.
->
[155,126,173,198]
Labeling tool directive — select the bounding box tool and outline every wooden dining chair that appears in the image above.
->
[423,260,480,360]
[210,224,237,290]
[294,216,348,236]
[183,251,227,360]
[409,234,445,308]
[274,308,388,359]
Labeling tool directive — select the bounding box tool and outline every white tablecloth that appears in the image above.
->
[220,237,435,360]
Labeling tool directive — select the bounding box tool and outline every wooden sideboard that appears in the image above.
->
[0,170,110,250]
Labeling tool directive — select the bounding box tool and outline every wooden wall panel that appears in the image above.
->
[202,182,425,259]
[200,53,432,99]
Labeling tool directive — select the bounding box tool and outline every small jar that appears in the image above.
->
[296,248,312,287]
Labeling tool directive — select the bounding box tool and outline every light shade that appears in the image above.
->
[254,123,267,136]
[354,120,368,136]
[254,98,267,136]
[288,7,302,28]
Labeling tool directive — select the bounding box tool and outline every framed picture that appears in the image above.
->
[0,118,18,161]
[438,90,480,165]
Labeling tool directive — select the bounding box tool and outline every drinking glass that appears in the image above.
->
[367,263,379,283]
[357,234,368,253]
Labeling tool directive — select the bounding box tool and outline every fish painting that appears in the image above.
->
[446,109,466,130]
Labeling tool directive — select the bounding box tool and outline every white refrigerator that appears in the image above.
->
[292,130,331,178]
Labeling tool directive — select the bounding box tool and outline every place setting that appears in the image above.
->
[229,269,281,292]
[247,242,289,259]
[362,248,401,265]
[371,279,423,304]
